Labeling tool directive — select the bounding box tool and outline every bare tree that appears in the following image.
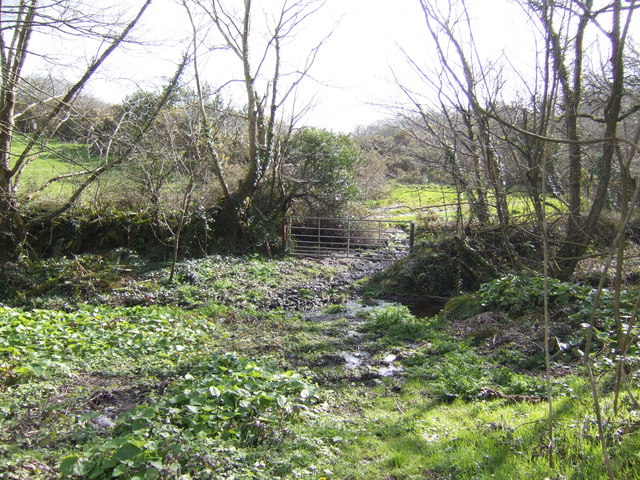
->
[395,0,513,254]
[396,0,639,279]
[526,0,639,279]
[183,0,327,243]
[397,1,640,476]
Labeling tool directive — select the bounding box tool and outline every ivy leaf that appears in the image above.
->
[78,411,100,422]
[113,462,129,477]
[59,455,80,476]
[115,442,142,462]
[143,468,160,480]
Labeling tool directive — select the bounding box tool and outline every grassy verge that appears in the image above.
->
[311,378,640,479]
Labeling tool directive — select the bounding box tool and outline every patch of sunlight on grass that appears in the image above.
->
[317,377,640,480]
[368,182,566,223]
[11,136,100,203]
[367,183,459,210]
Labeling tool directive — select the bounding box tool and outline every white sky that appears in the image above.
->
[26,0,637,133]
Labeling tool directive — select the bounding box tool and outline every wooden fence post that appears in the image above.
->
[409,222,415,252]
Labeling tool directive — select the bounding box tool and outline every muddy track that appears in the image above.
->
[266,256,410,384]
[279,298,409,386]
[267,256,394,311]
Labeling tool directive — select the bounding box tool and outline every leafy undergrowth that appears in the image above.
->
[0,305,216,378]
[363,305,547,401]
[60,355,318,479]
[0,305,320,479]
[3,257,640,479]
[0,251,343,311]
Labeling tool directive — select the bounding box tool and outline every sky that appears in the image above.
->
[25,0,635,133]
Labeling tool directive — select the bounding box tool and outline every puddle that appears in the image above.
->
[378,353,403,377]
[339,351,368,369]
[382,353,397,364]
[408,302,445,318]
[338,350,403,377]
[378,364,403,377]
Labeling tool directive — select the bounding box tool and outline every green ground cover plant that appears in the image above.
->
[2,255,640,479]
[365,304,429,340]
[0,305,218,378]
[60,354,317,479]
[363,305,547,401]
[0,304,320,480]
[0,252,338,310]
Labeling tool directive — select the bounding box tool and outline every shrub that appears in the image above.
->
[366,304,426,340]
[365,235,497,298]
[478,274,594,315]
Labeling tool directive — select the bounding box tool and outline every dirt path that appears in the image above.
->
[266,256,394,311]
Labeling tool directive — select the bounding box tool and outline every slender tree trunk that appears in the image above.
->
[549,0,629,280]
[169,178,196,282]
[0,0,38,258]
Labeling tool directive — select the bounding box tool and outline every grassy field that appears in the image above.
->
[368,182,566,222]
[366,183,460,221]
[11,137,100,203]
[1,254,638,479]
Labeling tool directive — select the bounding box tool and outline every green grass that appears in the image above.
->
[312,378,640,480]
[367,183,460,220]
[505,192,566,219]
[292,301,640,479]
[368,182,566,222]
[369,183,458,209]
[11,136,99,202]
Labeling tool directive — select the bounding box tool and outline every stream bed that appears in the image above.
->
[300,296,445,381]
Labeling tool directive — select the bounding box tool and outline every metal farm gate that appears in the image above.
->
[286,216,414,260]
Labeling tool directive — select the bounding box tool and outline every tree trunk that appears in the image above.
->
[552,0,626,280]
